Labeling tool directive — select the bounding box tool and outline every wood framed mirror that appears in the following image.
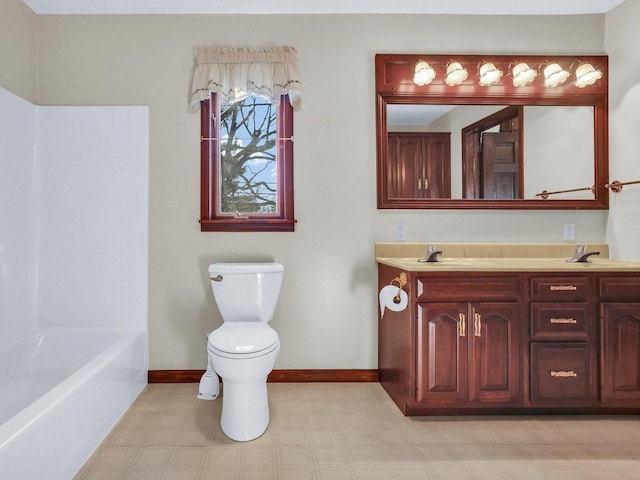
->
[376,54,609,210]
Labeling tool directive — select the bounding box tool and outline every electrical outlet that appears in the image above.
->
[563,222,575,241]
[395,222,407,241]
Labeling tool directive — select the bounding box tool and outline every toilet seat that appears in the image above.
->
[208,323,279,359]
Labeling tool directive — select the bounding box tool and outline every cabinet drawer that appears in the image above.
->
[530,303,590,340]
[530,277,590,301]
[416,276,520,302]
[530,343,590,402]
[600,277,640,300]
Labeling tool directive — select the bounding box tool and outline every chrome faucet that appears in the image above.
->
[567,245,600,263]
[418,244,443,263]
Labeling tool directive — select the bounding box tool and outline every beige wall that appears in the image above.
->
[605,0,640,261]
[23,13,612,370]
[0,0,37,101]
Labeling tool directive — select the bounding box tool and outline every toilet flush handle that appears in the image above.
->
[211,275,223,282]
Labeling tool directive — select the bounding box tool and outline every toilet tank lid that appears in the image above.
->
[208,262,284,275]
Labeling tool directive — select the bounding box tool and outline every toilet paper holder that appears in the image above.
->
[390,272,407,303]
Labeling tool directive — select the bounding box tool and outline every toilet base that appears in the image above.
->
[220,379,270,441]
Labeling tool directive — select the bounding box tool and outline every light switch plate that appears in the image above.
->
[395,222,407,241]
[563,222,575,241]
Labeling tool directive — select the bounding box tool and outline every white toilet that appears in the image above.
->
[198,262,283,442]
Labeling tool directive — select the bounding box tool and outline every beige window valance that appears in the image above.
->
[190,46,302,111]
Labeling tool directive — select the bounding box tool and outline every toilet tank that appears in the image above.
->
[208,263,284,323]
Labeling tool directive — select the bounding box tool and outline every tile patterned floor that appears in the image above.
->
[75,383,640,479]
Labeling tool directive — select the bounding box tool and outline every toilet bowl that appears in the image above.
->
[199,262,283,442]
[208,323,280,441]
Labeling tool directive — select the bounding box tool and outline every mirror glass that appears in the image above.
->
[386,104,594,200]
[376,53,609,210]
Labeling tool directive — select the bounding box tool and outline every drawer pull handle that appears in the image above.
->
[474,313,482,337]
[550,370,578,378]
[550,318,577,324]
[549,285,577,291]
[458,313,466,337]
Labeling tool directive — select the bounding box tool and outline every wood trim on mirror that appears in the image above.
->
[376,54,609,210]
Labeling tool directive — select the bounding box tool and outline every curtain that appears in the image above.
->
[190,46,302,110]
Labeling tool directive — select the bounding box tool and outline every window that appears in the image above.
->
[190,46,300,230]
[200,93,295,232]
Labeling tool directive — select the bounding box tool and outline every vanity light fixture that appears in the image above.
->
[407,56,603,90]
[574,62,603,88]
[413,61,436,86]
[511,62,537,87]
[543,63,570,88]
[444,61,468,86]
[478,62,503,86]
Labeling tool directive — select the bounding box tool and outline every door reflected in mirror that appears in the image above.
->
[387,104,594,200]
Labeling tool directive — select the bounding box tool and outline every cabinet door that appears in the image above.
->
[468,303,520,403]
[423,134,451,199]
[601,303,640,401]
[387,133,451,200]
[387,134,422,199]
[416,303,467,404]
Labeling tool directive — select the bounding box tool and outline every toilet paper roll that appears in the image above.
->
[379,285,409,318]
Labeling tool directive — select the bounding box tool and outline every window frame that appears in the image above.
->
[200,93,295,232]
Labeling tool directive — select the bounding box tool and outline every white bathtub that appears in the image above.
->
[0,327,147,480]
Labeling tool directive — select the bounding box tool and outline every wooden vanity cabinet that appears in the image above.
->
[600,276,640,403]
[378,270,522,415]
[378,266,640,415]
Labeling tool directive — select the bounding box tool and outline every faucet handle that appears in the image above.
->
[569,245,586,261]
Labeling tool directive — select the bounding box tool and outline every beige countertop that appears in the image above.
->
[375,242,640,272]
